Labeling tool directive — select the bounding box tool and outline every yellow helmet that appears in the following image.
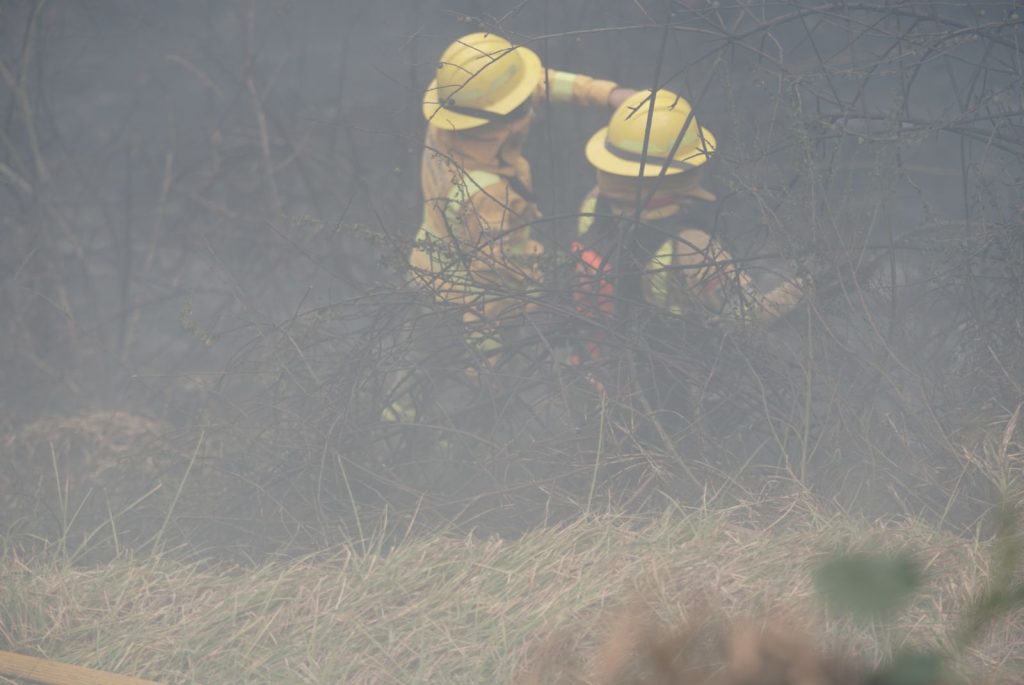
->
[423,32,543,131]
[585,89,716,177]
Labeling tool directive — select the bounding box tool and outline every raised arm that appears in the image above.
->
[535,68,630,109]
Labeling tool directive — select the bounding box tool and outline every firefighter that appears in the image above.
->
[384,32,633,422]
[410,31,634,364]
[574,88,808,328]
[570,89,810,411]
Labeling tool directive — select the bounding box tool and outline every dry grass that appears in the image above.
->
[0,501,1020,685]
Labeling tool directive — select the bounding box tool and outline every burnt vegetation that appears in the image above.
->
[0,0,1021,573]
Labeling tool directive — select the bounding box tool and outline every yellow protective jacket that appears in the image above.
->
[576,178,805,325]
[410,69,618,323]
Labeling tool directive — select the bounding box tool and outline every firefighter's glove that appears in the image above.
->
[801,252,880,302]
[794,253,830,287]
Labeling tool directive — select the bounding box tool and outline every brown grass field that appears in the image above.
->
[1,498,1021,684]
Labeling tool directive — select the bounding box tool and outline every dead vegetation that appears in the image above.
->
[1,502,1021,684]
[0,2,1021,550]
[0,3,1023,682]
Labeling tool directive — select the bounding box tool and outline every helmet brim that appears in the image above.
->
[422,44,543,131]
[584,124,717,177]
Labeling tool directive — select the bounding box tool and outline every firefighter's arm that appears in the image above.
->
[738,276,807,323]
[456,181,544,326]
[536,68,624,108]
[673,229,807,324]
[457,181,544,291]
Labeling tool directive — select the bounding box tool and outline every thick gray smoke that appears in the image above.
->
[1,1,1021,559]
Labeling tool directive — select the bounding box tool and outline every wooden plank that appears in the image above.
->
[0,650,165,685]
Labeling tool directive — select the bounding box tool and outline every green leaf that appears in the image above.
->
[869,650,944,685]
[814,551,924,619]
